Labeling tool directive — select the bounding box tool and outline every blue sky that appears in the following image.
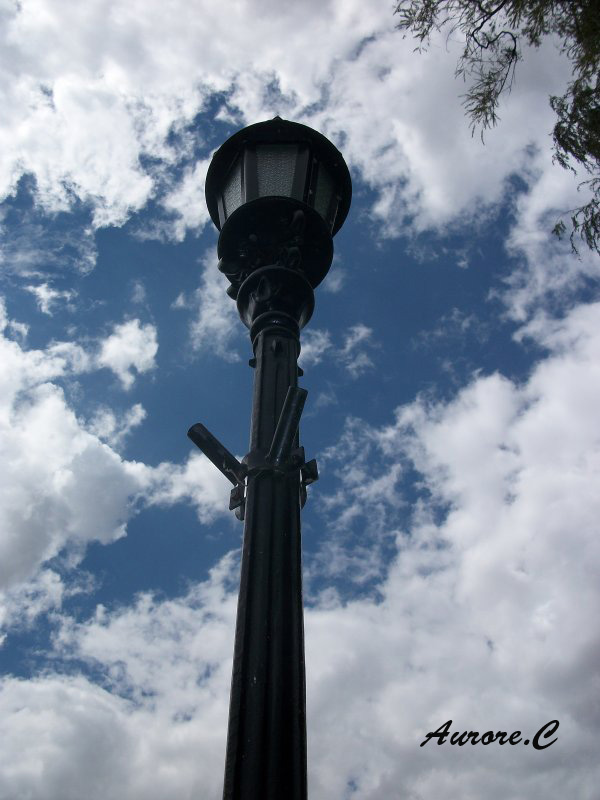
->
[1,1,599,798]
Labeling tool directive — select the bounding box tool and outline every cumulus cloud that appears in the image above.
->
[0,568,96,633]
[1,4,599,797]
[179,254,243,361]
[97,319,158,390]
[1,0,375,233]
[339,323,375,377]
[0,300,230,629]
[0,307,158,391]
[86,402,147,448]
[131,280,147,304]
[0,555,238,800]
[308,30,572,233]
[0,675,141,800]
[1,0,587,319]
[2,297,598,797]
[500,149,599,320]
[305,299,600,796]
[0,377,142,594]
[298,324,375,378]
[142,452,232,525]
[322,262,346,294]
[25,282,76,315]
[298,328,333,368]
[161,157,212,242]
[0,203,98,277]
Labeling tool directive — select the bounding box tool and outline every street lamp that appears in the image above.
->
[189,117,352,800]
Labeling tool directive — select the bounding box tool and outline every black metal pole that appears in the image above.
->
[222,317,307,800]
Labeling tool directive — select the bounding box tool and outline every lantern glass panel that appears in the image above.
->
[256,144,300,199]
[314,163,335,223]
[223,155,243,217]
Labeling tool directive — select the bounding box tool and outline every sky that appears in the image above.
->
[1,0,599,798]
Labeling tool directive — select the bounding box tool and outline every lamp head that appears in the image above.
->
[205,118,352,295]
[205,116,352,237]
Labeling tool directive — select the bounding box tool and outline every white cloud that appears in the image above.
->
[0,555,238,800]
[299,324,375,378]
[0,373,143,594]
[86,402,147,448]
[500,148,598,320]
[412,307,488,352]
[0,674,141,799]
[0,300,231,628]
[1,312,160,391]
[0,205,97,277]
[0,0,590,322]
[339,323,375,377]
[0,569,66,631]
[1,0,375,231]
[25,282,76,315]
[143,452,232,525]
[329,32,570,229]
[305,299,600,796]
[97,319,158,390]
[0,301,599,797]
[298,328,333,368]
[185,255,243,361]
[322,262,346,294]
[0,568,97,632]
[56,554,238,703]
[171,291,187,310]
[6,317,28,342]
[312,387,337,410]
[131,280,147,304]
[0,5,598,795]
[161,157,211,241]
[0,3,558,229]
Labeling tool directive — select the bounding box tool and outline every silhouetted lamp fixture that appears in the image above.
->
[205,116,352,302]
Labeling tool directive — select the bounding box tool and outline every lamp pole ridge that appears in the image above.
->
[189,117,351,799]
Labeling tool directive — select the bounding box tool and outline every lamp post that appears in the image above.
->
[189,117,351,800]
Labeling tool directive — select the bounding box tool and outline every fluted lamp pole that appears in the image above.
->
[189,117,351,800]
